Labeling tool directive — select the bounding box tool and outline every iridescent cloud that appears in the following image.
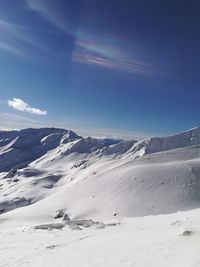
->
[25,1,153,76]
[72,32,152,75]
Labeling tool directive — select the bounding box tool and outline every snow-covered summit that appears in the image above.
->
[0,128,80,172]
[1,126,200,221]
[126,127,200,157]
[0,128,127,172]
[1,127,200,173]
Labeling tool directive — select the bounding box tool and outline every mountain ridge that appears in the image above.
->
[1,126,200,220]
[1,126,200,172]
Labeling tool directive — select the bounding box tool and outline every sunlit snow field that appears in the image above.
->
[1,127,200,266]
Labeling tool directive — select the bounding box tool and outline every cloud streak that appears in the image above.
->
[26,0,69,32]
[8,98,47,115]
[0,19,54,59]
[0,1,156,77]
[72,33,152,76]
[0,20,27,57]
[0,112,149,140]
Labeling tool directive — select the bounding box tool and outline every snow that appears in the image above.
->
[1,127,200,266]
[0,128,80,172]
[126,127,200,157]
[1,209,200,266]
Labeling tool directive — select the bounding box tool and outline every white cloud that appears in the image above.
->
[8,98,47,116]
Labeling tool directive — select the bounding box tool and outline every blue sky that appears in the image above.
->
[0,0,200,139]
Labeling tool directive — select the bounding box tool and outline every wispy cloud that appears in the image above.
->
[0,19,53,59]
[0,112,149,140]
[0,20,27,57]
[0,3,74,60]
[72,33,152,76]
[8,98,47,115]
[0,19,59,34]
[0,113,40,122]
[0,112,45,130]
[26,0,68,32]
[0,38,25,57]
[25,1,154,76]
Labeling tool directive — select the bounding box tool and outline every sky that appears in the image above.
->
[0,0,200,139]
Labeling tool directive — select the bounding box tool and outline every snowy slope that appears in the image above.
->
[1,127,200,267]
[126,127,200,157]
[1,208,200,267]
[0,127,200,222]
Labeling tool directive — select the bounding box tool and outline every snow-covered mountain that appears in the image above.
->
[1,126,200,172]
[0,128,80,172]
[0,126,200,221]
[0,128,123,172]
[1,127,200,267]
[126,127,200,157]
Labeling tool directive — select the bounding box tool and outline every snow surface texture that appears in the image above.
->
[1,209,200,267]
[1,127,200,266]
